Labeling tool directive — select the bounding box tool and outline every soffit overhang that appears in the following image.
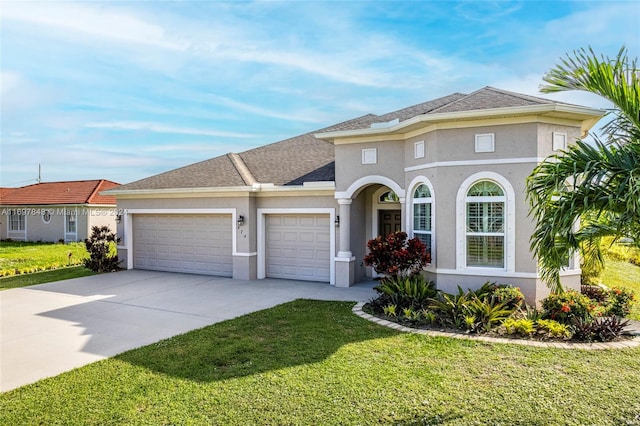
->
[315,104,605,144]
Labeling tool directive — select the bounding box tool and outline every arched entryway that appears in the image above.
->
[334,175,405,285]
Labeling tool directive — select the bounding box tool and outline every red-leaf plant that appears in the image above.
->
[363,231,429,279]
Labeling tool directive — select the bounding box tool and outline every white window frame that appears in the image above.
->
[475,133,495,153]
[465,183,505,268]
[408,178,434,267]
[9,209,25,232]
[414,140,425,159]
[553,132,567,151]
[361,148,377,165]
[64,207,79,242]
[456,172,515,272]
[66,210,77,233]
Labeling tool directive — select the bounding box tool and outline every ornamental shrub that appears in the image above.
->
[606,287,637,317]
[374,274,437,311]
[364,231,428,278]
[572,316,629,342]
[491,285,525,310]
[536,319,572,339]
[541,290,593,324]
[502,318,535,337]
[470,282,525,311]
[84,225,120,273]
[581,284,608,303]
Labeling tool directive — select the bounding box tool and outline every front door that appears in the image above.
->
[378,210,401,237]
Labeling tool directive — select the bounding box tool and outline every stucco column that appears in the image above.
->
[335,198,355,287]
[399,197,406,232]
[337,198,352,257]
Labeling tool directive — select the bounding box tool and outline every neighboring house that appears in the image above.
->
[105,87,603,303]
[0,180,120,243]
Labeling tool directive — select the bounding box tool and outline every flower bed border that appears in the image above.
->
[352,302,640,350]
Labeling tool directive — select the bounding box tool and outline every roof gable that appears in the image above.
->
[0,180,119,206]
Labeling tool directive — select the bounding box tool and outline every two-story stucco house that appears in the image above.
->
[105,87,603,303]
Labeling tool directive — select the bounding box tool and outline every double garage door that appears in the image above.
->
[133,214,233,276]
[132,213,331,282]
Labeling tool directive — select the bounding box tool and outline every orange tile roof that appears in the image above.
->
[0,188,16,199]
[0,180,119,206]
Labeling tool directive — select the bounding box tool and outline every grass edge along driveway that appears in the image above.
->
[1,300,639,425]
[0,266,95,290]
[0,241,88,277]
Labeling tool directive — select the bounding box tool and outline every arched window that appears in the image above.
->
[465,180,505,268]
[412,184,432,259]
[379,190,399,203]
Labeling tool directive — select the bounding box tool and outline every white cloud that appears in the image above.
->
[1,1,189,51]
[0,71,60,119]
[203,94,326,123]
[85,121,256,138]
[1,1,463,89]
[0,71,22,95]
[545,3,640,49]
[454,2,523,24]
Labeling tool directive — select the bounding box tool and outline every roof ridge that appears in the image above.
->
[380,92,468,119]
[86,179,105,204]
[427,90,478,113]
[227,153,257,185]
[482,86,555,104]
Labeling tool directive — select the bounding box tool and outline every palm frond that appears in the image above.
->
[540,46,640,142]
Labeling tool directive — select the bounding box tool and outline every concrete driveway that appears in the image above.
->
[0,270,376,392]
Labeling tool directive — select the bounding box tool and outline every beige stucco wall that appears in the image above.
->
[536,123,582,158]
[404,123,539,169]
[405,161,538,273]
[86,207,119,236]
[334,120,587,296]
[334,140,405,192]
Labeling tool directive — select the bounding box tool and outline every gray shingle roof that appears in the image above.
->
[431,86,554,113]
[117,154,246,190]
[113,87,569,191]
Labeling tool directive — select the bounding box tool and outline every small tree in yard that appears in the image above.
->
[363,231,428,279]
[84,225,120,273]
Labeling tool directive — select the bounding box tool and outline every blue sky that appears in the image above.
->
[1,1,638,186]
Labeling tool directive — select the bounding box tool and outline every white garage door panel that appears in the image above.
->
[266,214,330,282]
[133,214,232,276]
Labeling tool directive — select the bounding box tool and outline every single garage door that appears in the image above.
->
[133,214,233,276]
[266,214,330,282]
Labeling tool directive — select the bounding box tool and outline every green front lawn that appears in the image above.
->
[1,300,639,425]
[0,241,88,277]
[600,258,640,320]
[0,266,96,290]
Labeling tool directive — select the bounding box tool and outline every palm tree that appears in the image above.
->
[527,47,640,292]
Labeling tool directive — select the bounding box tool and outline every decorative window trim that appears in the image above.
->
[361,148,377,165]
[552,132,567,151]
[407,176,435,267]
[414,140,425,159]
[475,133,495,153]
[8,209,26,232]
[42,210,52,224]
[455,172,515,272]
[66,209,77,234]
